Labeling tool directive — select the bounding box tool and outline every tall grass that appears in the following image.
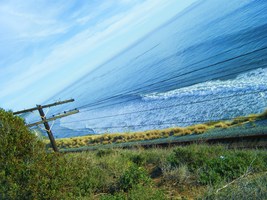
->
[52,109,267,150]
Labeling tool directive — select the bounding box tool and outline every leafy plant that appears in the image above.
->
[119,164,151,192]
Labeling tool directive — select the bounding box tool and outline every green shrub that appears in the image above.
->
[167,145,267,185]
[101,193,126,200]
[96,148,115,157]
[130,154,146,166]
[0,109,45,199]
[119,164,151,192]
[100,185,166,200]
[0,109,79,199]
[167,145,222,170]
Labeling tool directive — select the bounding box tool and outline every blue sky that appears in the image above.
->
[0,0,196,111]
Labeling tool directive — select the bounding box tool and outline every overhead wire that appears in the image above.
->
[60,88,267,124]
[29,36,267,132]
[76,37,267,109]
[78,61,267,112]
[60,115,252,130]
[77,44,267,110]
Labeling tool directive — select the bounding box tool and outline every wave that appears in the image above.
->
[141,68,267,101]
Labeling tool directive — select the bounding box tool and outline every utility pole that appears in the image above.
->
[37,105,58,152]
[13,99,79,152]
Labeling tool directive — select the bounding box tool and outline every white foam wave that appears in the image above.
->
[142,68,267,101]
[60,68,267,135]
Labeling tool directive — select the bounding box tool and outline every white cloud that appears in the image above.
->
[0,0,196,110]
[0,1,71,41]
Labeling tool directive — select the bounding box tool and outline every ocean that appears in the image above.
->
[41,0,267,138]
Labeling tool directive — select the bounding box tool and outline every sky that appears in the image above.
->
[0,0,196,111]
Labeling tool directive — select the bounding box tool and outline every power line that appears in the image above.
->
[79,39,264,107]
[60,115,250,131]
[60,88,267,124]
[34,37,267,133]
[76,41,267,110]
[77,62,267,112]
[77,45,267,111]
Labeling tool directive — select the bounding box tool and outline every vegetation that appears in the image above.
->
[1,109,267,199]
[50,110,267,150]
[204,172,267,199]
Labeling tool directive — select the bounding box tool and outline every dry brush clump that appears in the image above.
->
[161,164,190,185]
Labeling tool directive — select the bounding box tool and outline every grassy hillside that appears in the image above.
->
[60,145,267,199]
[1,108,267,199]
[47,110,267,151]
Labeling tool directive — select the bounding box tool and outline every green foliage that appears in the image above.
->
[0,108,266,199]
[130,154,146,166]
[119,164,151,192]
[0,109,44,199]
[168,145,224,170]
[100,185,166,200]
[203,172,267,199]
[167,145,267,185]
[96,148,115,157]
[101,193,126,200]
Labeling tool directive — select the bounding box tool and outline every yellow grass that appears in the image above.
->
[43,109,267,149]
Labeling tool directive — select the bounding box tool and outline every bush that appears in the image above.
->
[100,185,166,200]
[0,109,45,199]
[130,154,146,166]
[119,164,151,192]
[96,149,115,157]
[0,109,78,199]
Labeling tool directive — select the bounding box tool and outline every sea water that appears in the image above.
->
[46,0,267,137]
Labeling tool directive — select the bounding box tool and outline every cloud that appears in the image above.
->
[0,1,71,41]
[0,0,196,110]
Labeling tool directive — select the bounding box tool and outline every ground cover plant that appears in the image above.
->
[1,108,267,199]
[48,110,267,150]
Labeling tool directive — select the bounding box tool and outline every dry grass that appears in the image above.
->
[45,109,267,150]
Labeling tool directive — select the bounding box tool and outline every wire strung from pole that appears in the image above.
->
[50,120,56,131]
[44,107,50,118]
[60,88,267,125]
[77,62,267,112]
[37,124,51,133]
[77,46,267,111]
[79,35,267,107]
[61,115,250,131]
[52,118,231,131]
[76,41,267,110]
[81,67,265,112]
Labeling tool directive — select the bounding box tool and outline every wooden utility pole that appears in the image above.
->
[13,99,79,152]
[37,105,58,152]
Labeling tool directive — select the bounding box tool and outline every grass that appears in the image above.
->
[204,172,267,199]
[2,103,267,200]
[1,109,267,199]
[47,109,267,150]
[56,145,267,199]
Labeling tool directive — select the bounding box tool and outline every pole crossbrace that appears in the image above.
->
[13,99,75,115]
[12,99,78,152]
